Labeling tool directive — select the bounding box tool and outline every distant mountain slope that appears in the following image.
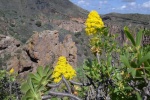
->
[0,0,88,43]
[0,0,88,18]
[102,13,150,44]
[103,13,150,27]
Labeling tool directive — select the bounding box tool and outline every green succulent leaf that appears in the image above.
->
[26,89,35,98]
[124,26,136,46]
[44,65,51,76]
[37,66,44,77]
[21,82,30,93]
[27,78,35,92]
[136,30,143,47]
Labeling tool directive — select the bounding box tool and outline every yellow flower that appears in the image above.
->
[54,77,62,83]
[52,56,76,83]
[85,10,104,35]
[9,68,14,74]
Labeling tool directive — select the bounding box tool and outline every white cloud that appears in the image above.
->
[119,2,136,10]
[112,8,116,10]
[99,1,108,5]
[77,0,89,6]
[142,1,150,8]
[121,5,127,9]
[129,2,136,6]
[77,0,85,4]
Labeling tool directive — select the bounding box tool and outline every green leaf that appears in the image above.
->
[34,72,42,80]
[107,56,112,66]
[21,96,27,100]
[85,72,91,76]
[37,66,44,77]
[27,78,35,92]
[116,73,122,80]
[131,68,136,78]
[46,69,52,78]
[29,73,40,80]
[144,67,150,69]
[21,82,30,93]
[124,26,136,46]
[26,89,35,98]
[139,52,150,66]
[124,86,133,90]
[136,30,143,47]
[136,92,142,100]
[121,55,131,67]
[108,66,112,72]
[83,66,90,70]
[102,66,106,73]
[103,27,109,36]
[44,65,50,75]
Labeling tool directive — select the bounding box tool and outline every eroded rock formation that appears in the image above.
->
[1,30,77,78]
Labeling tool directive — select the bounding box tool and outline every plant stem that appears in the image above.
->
[48,91,81,100]
[96,52,100,66]
[69,80,91,86]
[47,80,62,88]
[62,76,72,93]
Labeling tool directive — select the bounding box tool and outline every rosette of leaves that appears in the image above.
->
[21,66,52,100]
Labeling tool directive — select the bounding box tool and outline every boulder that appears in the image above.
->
[6,30,77,77]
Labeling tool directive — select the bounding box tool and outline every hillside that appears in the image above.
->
[0,0,88,43]
[0,0,150,70]
[102,13,150,44]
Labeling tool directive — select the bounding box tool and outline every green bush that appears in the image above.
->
[0,69,21,100]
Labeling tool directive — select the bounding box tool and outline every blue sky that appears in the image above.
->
[70,0,150,14]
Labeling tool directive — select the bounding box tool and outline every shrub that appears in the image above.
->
[0,69,21,100]
[35,21,42,27]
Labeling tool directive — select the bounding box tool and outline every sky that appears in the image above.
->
[70,0,150,14]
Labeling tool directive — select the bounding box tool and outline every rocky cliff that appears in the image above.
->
[1,30,77,78]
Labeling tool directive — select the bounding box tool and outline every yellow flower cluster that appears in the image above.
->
[85,10,104,35]
[52,56,76,83]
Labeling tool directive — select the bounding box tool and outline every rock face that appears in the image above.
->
[25,30,77,68]
[5,30,77,78]
[0,34,21,69]
[0,34,20,54]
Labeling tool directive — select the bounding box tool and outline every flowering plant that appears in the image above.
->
[85,10,104,35]
[83,10,150,100]
[52,56,76,83]
[20,10,150,100]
